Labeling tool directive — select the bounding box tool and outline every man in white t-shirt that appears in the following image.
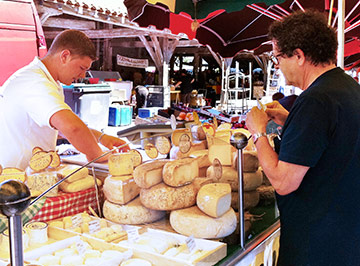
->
[0,30,129,170]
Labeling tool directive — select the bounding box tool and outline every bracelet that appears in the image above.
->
[98,132,106,143]
[253,132,267,144]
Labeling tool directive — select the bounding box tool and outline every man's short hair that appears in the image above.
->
[268,10,337,66]
[47,29,97,60]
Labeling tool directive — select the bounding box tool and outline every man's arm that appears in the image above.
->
[90,129,130,152]
[246,106,309,195]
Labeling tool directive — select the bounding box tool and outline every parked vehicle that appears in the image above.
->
[0,0,47,86]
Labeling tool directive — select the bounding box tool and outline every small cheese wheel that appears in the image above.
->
[61,255,83,266]
[121,259,152,266]
[108,153,134,176]
[103,197,165,225]
[29,151,52,172]
[170,206,237,239]
[162,157,199,187]
[133,159,169,189]
[196,183,231,218]
[207,166,263,192]
[103,175,140,205]
[49,151,61,168]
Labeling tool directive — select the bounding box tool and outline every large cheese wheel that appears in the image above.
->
[231,190,260,211]
[103,197,165,225]
[207,166,263,192]
[163,158,199,187]
[108,153,134,176]
[169,141,207,160]
[103,175,140,205]
[140,178,212,211]
[208,143,236,166]
[232,150,259,172]
[133,159,169,189]
[170,206,237,239]
[196,183,231,218]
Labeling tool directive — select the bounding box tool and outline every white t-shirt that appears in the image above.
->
[0,57,71,170]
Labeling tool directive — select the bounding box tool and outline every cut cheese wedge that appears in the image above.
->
[208,143,235,166]
[103,175,140,205]
[170,206,237,239]
[133,159,169,189]
[163,157,199,187]
[57,164,89,183]
[103,197,165,225]
[197,183,231,218]
[59,175,101,193]
[108,153,134,176]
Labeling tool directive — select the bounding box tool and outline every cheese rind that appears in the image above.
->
[103,175,140,205]
[170,206,237,239]
[133,159,169,188]
[108,153,134,176]
[162,158,199,187]
[196,183,231,218]
[207,166,263,192]
[103,197,165,224]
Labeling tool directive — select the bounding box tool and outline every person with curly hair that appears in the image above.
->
[246,10,360,265]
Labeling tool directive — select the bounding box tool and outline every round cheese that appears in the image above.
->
[162,157,199,187]
[232,150,259,172]
[196,183,231,218]
[108,153,134,176]
[103,197,165,224]
[133,159,169,189]
[231,190,260,211]
[170,206,237,239]
[207,166,263,192]
[103,175,140,205]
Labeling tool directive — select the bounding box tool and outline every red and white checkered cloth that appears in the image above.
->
[32,188,103,222]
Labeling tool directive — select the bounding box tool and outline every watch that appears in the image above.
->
[252,132,267,144]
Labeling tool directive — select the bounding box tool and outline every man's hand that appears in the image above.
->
[245,107,268,135]
[99,134,130,152]
[265,101,289,126]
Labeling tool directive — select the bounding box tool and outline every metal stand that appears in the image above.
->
[230,132,249,250]
[0,180,31,266]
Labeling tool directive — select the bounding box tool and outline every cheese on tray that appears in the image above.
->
[133,159,169,189]
[162,157,199,187]
[170,206,237,239]
[103,197,165,224]
[196,183,231,218]
[108,152,134,176]
[103,175,140,205]
[207,166,263,192]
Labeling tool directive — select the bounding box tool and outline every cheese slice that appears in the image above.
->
[214,129,233,144]
[208,143,236,166]
[196,183,231,218]
[103,197,165,225]
[207,166,263,192]
[108,153,134,176]
[133,159,169,189]
[103,175,140,205]
[163,157,199,187]
[170,206,237,239]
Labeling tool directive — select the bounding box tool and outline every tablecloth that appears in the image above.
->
[32,187,103,222]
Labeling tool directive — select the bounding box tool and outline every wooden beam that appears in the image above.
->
[139,35,161,70]
[43,17,96,30]
[150,34,164,67]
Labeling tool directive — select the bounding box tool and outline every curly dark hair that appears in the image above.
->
[48,29,97,60]
[268,9,337,66]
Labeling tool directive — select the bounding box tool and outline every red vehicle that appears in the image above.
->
[0,0,47,86]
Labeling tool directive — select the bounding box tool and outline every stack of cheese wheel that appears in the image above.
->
[57,164,102,193]
[103,154,166,225]
[169,183,237,239]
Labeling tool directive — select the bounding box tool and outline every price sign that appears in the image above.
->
[127,227,140,243]
[88,219,101,234]
[129,149,142,167]
[76,240,87,256]
[71,214,83,228]
[185,235,196,253]
[155,136,171,155]
[170,114,177,131]
[212,158,223,181]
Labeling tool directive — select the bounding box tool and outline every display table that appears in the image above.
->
[32,188,102,222]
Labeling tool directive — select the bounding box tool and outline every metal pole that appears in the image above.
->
[9,215,24,266]
[337,0,345,68]
[237,148,245,249]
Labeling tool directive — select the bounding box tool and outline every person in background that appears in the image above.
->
[0,29,129,170]
[246,10,360,265]
[174,69,194,107]
[134,85,149,114]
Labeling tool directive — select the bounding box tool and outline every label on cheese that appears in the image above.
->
[129,149,143,167]
[127,227,140,243]
[88,220,101,234]
[202,123,215,136]
[76,240,87,256]
[170,114,177,130]
[185,235,196,252]
[179,134,191,153]
[212,159,222,181]
[29,151,52,172]
[155,136,171,155]
[71,214,83,228]
[145,143,158,159]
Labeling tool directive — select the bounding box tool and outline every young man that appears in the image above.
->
[246,10,360,265]
[0,30,128,170]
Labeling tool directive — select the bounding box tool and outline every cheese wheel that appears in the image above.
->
[207,166,263,192]
[163,158,199,187]
[140,178,211,211]
[171,128,192,146]
[103,175,140,205]
[196,183,231,218]
[256,185,276,201]
[108,153,134,176]
[169,140,207,160]
[133,159,169,189]
[59,175,102,193]
[170,206,237,239]
[103,197,165,225]
[57,164,88,183]
[232,150,259,172]
[231,190,260,211]
[208,143,236,166]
